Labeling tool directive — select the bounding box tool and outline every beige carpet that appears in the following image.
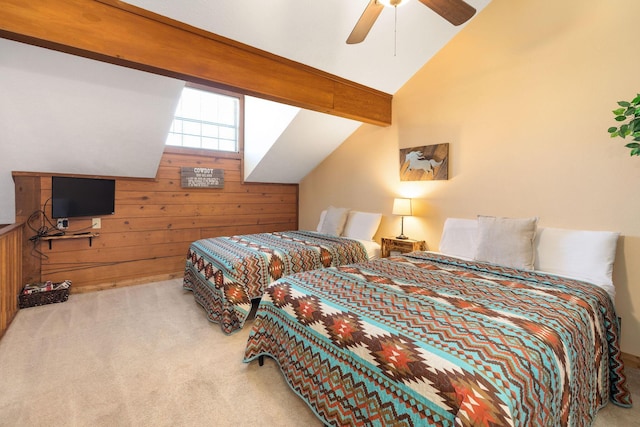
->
[0,279,637,426]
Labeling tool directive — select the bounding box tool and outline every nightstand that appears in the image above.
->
[380,237,426,258]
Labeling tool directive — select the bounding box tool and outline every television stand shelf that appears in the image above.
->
[41,233,99,249]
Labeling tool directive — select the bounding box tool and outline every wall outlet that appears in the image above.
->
[57,218,68,230]
[92,218,101,229]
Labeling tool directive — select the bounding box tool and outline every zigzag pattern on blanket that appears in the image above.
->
[244,252,631,425]
[183,231,369,334]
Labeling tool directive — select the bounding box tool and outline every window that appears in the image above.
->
[166,86,241,152]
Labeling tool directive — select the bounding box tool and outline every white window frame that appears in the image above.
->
[166,84,244,154]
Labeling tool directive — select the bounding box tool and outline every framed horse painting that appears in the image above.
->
[399,143,448,181]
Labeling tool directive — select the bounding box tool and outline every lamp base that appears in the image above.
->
[396,234,409,240]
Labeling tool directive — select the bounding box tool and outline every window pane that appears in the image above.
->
[219,127,235,140]
[219,140,235,152]
[201,97,218,119]
[201,137,218,150]
[171,119,183,133]
[166,133,182,146]
[183,135,201,148]
[202,123,218,138]
[183,120,200,136]
[218,98,237,125]
[165,87,239,152]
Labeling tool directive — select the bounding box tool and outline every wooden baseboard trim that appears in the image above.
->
[622,352,640,370]
[69,272,183,294]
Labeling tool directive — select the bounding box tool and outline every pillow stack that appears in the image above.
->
[438,215,620,300]
[316,206,382,241]
[317,206,350,236]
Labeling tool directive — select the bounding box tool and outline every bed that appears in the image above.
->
[183,208,381,334]
[243,216,632,426]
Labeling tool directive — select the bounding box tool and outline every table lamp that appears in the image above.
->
[392,198,412,240]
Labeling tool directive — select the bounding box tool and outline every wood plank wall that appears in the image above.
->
[0,223,23,339]
[13,149,298,293]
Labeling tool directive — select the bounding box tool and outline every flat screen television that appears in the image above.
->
[51,176,116,218]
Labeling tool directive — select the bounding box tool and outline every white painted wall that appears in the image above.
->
[0,40,365,223]
[299,0,640,356]
[245,110,362,183]
[0,39,184,223]
[244,97,300,179]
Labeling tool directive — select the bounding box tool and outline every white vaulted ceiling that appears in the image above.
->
[123,0,490,94]
[0,0,491,222]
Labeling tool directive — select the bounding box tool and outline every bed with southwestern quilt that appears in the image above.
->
[183,230,369,334]
[243,251,632,426]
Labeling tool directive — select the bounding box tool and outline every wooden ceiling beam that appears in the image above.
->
[0,0,391,126]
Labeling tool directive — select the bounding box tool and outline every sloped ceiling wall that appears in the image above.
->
[0,39,364,223]
[244,97,300,180]
[246,109,362,183]
[0,39,184,223]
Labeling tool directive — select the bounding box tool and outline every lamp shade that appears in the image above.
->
[392,198,412,216]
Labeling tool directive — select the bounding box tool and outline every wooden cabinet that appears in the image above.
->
[380,237,426,258]
[0,223,23,339]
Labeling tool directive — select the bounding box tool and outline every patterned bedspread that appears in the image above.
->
[243,252,632,426]
[183,230,368,334]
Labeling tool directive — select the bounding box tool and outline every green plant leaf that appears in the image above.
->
[620,124,629,136]
[608,95,640,157]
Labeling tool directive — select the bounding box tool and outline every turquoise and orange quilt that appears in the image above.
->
[244,252,631,426]
[183,231,368,334]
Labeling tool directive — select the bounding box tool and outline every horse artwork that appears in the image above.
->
[399,143,448,181]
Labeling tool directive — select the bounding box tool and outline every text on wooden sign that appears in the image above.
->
[180,167,224,188]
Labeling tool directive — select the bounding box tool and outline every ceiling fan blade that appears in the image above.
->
[418,0,476,26]
[346,0,384,44]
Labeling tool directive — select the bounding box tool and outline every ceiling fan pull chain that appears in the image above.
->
[394,5,398,57]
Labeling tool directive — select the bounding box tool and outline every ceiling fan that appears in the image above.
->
[346,0,477,44]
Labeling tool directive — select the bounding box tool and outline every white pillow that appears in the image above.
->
[439,218,477,259]
[316,210,327,232]
[319,206,350,236]
[440,217,619,299]
[342,211,382,241]
[474,215,538,270]
[534,227,619,298]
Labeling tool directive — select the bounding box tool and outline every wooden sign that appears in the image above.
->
[399,143,448,181]
[180,167,224,188]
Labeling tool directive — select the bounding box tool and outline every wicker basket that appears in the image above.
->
[18,281,71,309]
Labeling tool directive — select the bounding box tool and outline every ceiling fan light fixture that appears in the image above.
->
[347,0,475,45]
[377,0,409,8]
